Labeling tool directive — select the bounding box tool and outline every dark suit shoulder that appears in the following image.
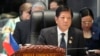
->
[70,27,82,33]
[69,27,83,38]
[41,26,56,33]
[17,20,30,25]
[16,20,30,28]
[73,27,82,33]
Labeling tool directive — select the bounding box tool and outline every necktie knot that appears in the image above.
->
[61,33,65,37]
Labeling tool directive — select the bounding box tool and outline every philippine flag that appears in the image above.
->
[2,33,19,56]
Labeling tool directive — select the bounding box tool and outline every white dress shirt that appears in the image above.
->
[57,27,68,48]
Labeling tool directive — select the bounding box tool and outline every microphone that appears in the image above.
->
[67,47,88,50]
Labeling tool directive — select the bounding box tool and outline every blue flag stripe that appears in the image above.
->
[10,34,19,51]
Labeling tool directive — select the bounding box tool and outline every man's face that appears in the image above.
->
[55,11,72,31]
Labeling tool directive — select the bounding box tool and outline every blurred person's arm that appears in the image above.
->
[87,49,100,55]
[94,50,100,55]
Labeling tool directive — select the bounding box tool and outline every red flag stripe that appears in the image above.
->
[2,42,15,56]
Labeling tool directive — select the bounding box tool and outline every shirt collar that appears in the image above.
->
[57,26,68,35]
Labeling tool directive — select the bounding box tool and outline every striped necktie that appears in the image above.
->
[60,33,66,49]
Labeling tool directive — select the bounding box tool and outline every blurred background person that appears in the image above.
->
[31,1,47,12]
[79,7,100,56]
[2,2,32,37]
[13,1,47,46]
[49,0,59,10]
[49,0,65,10]
[94,16,100,32]
[19,2,32,21]
[1,2,32,54]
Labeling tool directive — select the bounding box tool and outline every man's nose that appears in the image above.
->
[85,22,89,26]
[64,18,68,22]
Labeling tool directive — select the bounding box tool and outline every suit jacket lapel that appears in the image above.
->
[51,26,58,46]
[67,27,74,48]
[67,27,74,54]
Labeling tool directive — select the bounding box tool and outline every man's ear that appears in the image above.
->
[55,16,57,20]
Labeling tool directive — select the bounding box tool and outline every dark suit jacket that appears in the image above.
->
[13,20,31,45]
[37,26,86,56]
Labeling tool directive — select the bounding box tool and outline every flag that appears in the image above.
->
[2,33,19,56]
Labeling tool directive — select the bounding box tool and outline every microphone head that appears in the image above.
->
[84,47,88,50]
[67,47,88,50]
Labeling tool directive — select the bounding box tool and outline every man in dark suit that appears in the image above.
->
[13,1,47,45]
[37,6,86,56]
